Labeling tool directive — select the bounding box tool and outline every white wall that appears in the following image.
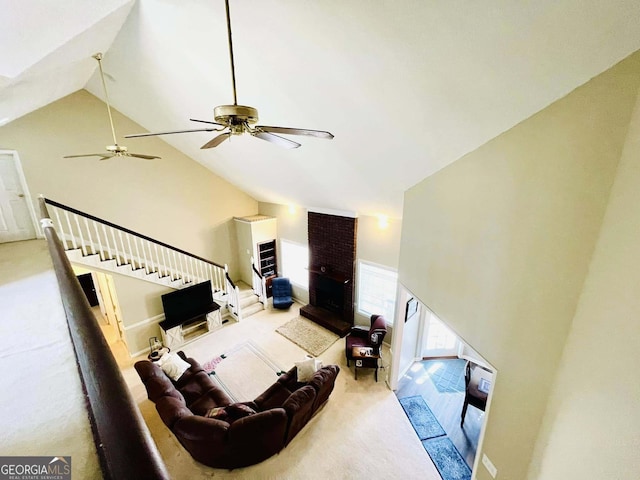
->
[0,90,259,354]
[398,51,640,480]
[0,90,258,277]
[528,78,640,480]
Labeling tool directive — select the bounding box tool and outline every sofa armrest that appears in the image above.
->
[155,396,191,428]
[228,408,287,443]
[172,415,229,443]
[225,408,288,467]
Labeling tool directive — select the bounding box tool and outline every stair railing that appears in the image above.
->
[251,257,267,305]
[38,197,170,480]
[224,266,242,321]
[42,197,226,292]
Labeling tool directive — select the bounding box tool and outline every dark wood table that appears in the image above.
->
[351,346,381,381]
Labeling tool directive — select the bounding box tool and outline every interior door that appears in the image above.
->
[0,152,36,243]
[77,273,100,306]
[422,311,461,358]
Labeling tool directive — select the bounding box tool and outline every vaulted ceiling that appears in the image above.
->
[3,0,640,218]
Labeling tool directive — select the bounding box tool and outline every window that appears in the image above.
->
[357,260,398,324]
[280,239,309,288]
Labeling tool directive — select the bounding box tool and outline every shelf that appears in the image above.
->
[258,239,277,280]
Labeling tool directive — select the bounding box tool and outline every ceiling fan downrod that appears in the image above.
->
[93,53,119,147]
[225,0,238,106]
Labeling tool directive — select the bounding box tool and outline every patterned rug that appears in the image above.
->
[205,341,284,402]
[423,359,466,393]
[399,395,446,440]
[276,316,339,356]
[422,437,472,480]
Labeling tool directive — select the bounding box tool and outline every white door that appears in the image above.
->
[422,311,461,358]
[0,152,36,243]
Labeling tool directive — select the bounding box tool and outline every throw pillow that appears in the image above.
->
[295,356,321,382]
[205,407,229,421]
[225,403,257,422]
[157,352,191,381]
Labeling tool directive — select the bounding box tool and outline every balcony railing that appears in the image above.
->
[38,197,169,480]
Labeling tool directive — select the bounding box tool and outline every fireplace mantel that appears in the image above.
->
[309,267,350,285]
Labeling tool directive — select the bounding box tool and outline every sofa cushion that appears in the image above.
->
[188,386,233,415]
[308,365,340,412]
[226,403,257,420]
[282,385,316,445]
[156,396,192,428]
[178,372,231,408]
[175,355,205,385]
[158,352,191,381]
[205,403,257,423]
[254,382,292,411]
[295,357,322,382]
[134,360,185,403]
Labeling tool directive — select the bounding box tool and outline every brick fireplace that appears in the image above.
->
[300,212,357,337]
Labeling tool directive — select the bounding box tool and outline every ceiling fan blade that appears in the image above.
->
[256,126,334,139]
[129,153,161,160]
[201,132,231,149]
[190,118,227,127]
[251,131,301,149]
[125,127,224,138]
[63,153,109,158]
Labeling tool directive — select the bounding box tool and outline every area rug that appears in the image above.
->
[398,395,446,440]
[205,341,285,402]
[422,437,472,480]
[423,359,466,393]
[276,316,339,357]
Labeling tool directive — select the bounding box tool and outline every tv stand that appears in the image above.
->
[160,303,222,349]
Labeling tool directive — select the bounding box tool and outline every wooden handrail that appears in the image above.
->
[39,198,170,480]
[226,270,237,290]
[43,197,223,269]
[252,263,263,279]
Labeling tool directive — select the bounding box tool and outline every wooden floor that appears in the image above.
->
[396,359,485,468]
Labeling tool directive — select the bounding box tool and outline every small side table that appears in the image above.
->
[351,346,381,381]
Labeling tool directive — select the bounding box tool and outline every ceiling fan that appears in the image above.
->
[64,53,160,161]
[125,0,334,150]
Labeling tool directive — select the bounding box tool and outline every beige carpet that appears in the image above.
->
[0,240,101,479]
[121,305,442,479]
[276,316,339,356]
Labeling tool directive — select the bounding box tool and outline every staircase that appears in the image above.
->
[41,197,265,321]
[238,282,265,318]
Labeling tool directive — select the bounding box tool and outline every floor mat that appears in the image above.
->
[422,436,472,480]
[423,359,466,393]
[398,395,446,440]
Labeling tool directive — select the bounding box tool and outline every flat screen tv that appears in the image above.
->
[160,280,217,330]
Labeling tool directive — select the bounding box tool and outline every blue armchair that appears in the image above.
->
[272,277,294,309]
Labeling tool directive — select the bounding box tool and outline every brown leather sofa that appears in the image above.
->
[135,352,339,469]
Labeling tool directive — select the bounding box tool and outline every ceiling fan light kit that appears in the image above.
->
[64,53,161,161]
[125,0,334,150]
